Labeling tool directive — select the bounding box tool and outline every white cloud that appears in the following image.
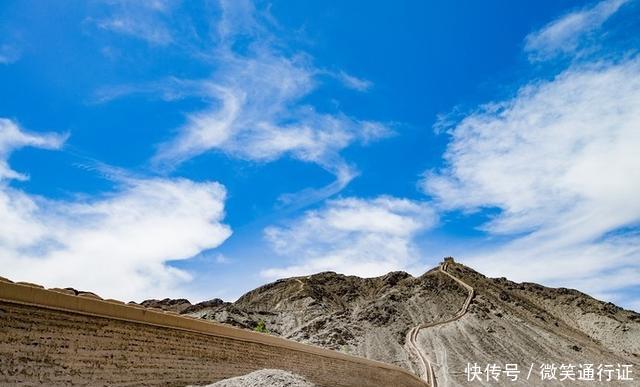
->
[151,1,391,202]
[0,119,66,180]
[97,18,172,45]
[335,71,373,92]
[422,58,640,307]
[135,61,389,175]
[216,0,264,40]
[0,119,231,301]
[93,0,174,45]
[215,253,232,264]
[524,0,628,61]
[92,0,388,204]
[92,77,209,103]
[152,53,388,174]
[262,196,437,279]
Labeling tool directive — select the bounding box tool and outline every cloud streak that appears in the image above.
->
[92,0,174,46]
[524,0,628,61]
[335,71,373,92]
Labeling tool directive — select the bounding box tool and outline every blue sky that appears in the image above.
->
[1,0,639,310]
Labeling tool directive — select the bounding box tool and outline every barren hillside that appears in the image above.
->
[148,259,639,386]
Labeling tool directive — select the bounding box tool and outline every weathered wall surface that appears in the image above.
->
[0,280,426,387]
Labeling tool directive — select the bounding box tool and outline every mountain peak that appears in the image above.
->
[140,259,639,384]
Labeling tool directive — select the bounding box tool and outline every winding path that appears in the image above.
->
[405,260,475,387]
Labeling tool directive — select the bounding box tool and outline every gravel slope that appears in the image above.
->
[201,369,314,387]
[150,260,639,386]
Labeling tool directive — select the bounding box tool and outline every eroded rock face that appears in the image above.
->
[178,262,639,385]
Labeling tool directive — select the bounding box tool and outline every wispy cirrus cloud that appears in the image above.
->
[334,71,373,92]
[152,48,390,188]
[0,118,232,301]
[422,57,640,307]
[95,0,390,202]
[262,196,436,279]
[92,76,210,103]
[524,0,628,61]
[91,0,175,46]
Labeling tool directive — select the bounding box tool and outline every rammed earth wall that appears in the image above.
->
[0,279,426,387]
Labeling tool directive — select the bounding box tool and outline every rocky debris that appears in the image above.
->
[199,369,315,387]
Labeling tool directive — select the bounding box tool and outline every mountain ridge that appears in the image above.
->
[144,259,639,386]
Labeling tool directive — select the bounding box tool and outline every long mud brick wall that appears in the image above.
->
[0,278,427,387]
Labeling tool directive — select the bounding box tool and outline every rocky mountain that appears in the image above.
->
[147,259,640,386]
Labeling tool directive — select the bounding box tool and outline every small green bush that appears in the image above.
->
[254,319,268,333]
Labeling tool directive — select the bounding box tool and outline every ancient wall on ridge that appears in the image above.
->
[0,279,426,387]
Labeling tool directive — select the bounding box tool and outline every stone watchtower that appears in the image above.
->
[443,256,455,264]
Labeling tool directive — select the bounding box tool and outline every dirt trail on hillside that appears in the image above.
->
[406,260,475,387]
